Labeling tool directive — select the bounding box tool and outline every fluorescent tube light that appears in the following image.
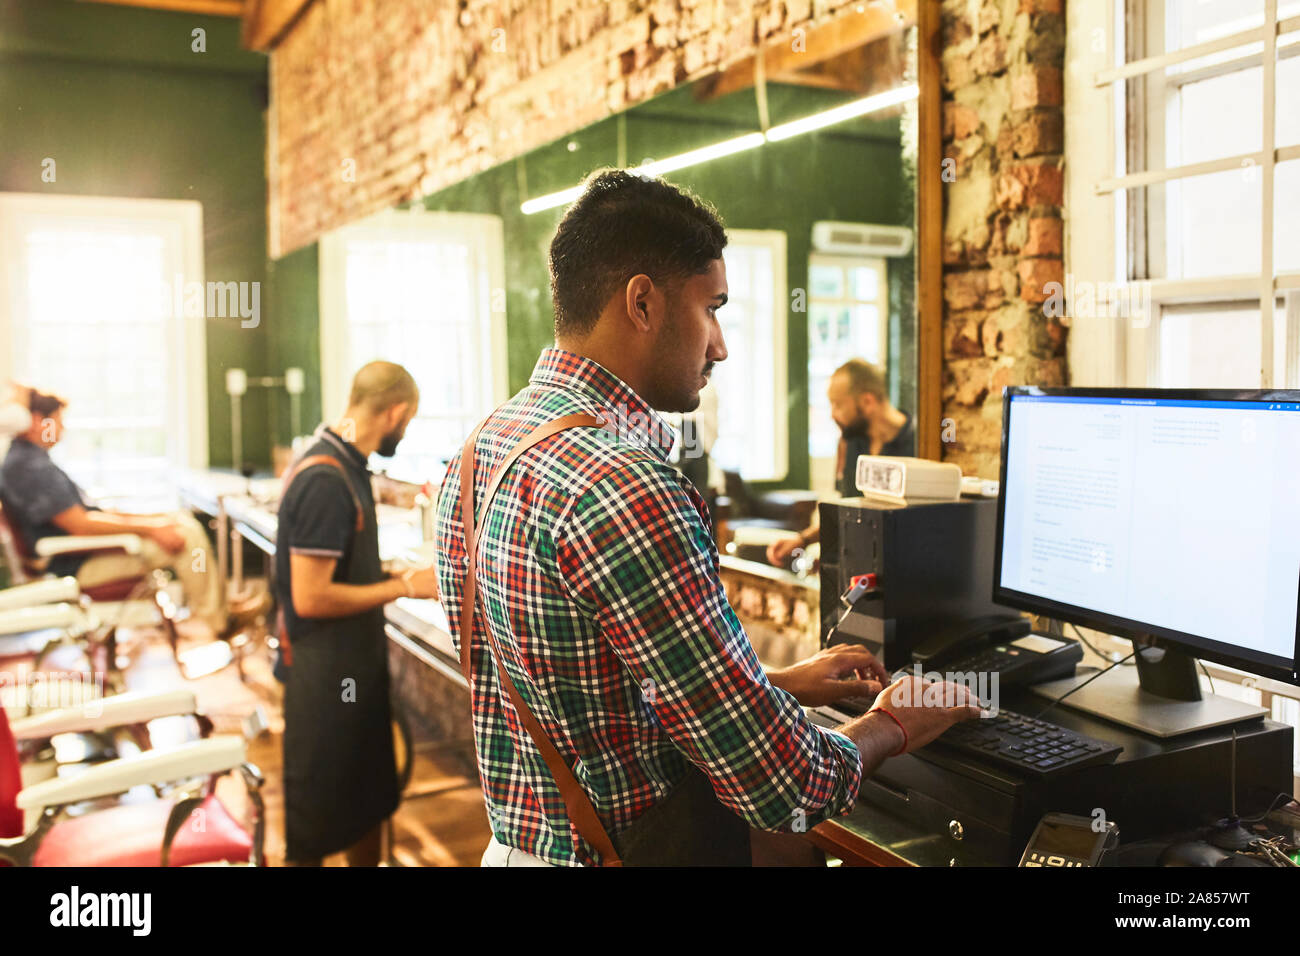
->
[636,132,767,177]
[764,83,919,142]
[520,133,765,214]
[520,184,587,215]
[518,85,918,214]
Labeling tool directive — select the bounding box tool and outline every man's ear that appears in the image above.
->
[624,274,655,332]
[388,402,410,429]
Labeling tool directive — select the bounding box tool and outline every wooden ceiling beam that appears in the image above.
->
[78,0,245,17]
[695,0,915,101]
[240,0,313,51]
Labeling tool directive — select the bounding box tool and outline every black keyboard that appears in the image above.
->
[934,709,1121,775]
[824,697,1122,776]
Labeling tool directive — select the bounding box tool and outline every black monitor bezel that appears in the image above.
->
[994,385,1300,687]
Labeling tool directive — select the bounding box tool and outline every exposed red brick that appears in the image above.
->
[943,102,981,141]
[1018,258,1064,303]
[949,316,986,359]
[1012,110,1064,156]
[997,162,1064,210]
[1011,65,1063,110]
[1024,216,1063,257]
[978,3,1000,34]
[971,32,1007,77]
[949,361,993,407]
[945,270,1004,311]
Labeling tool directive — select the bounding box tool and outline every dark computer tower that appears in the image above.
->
[819,497,1010,670]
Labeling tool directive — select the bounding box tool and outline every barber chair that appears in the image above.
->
[0,500,233,680]
[0,697,263,866]
[0,496,162,630]
[0,578,94,671]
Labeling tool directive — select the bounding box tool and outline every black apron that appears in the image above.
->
[280,449,399,862]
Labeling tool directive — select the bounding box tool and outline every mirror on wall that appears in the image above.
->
[318,22,919,495]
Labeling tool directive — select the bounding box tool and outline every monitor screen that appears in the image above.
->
[995,388,1300,682]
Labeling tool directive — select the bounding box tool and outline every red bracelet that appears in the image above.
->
[872,708,908,756]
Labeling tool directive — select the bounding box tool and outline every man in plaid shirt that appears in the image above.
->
[435,169,981,866]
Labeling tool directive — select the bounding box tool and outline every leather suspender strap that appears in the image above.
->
[275,454,366,668]
[280,454,365,533]
[456,413,626,866]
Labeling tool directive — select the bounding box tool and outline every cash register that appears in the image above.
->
[812,386,1300,864]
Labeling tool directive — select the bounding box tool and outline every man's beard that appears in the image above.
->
[377,429,402,457]
[840,414,869,441]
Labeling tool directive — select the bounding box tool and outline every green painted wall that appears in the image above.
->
[276,83,914,490]
[421,83,914,489]
[0,0,271,467]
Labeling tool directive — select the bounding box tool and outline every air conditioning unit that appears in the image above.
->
[811,221,913,257]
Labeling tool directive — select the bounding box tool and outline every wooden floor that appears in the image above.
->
[112,620,492,867]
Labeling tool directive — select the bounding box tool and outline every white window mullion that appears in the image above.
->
[1261,0,1278,386]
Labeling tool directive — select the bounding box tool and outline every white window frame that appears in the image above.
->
[1069,0,1300,388]
[0,192,208,474]
[1065,2,1300,785]
[806,251,890,492]
[712,228,788,482]
[318,208,509,466]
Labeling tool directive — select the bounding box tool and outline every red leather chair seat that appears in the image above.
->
[81,577,146,602]
[32,793,253,866]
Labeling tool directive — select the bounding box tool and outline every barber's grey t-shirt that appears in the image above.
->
[0,438,96,575]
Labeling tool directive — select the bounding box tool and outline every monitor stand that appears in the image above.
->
[1029,641,1267,738]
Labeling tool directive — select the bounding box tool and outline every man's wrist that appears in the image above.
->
[849,709,906,762]
[387,572,411,600]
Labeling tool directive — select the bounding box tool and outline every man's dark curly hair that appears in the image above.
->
[27,388,67,418]
[548,169,727,338]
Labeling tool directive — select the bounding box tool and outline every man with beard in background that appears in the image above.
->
[276,360,439,866]
[767,358,913,567]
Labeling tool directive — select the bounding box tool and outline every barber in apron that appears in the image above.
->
[276,362,437,866]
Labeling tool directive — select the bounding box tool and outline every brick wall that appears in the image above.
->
[269,0,1068,479]
[938,0,1067,478]
[270,0,867,257]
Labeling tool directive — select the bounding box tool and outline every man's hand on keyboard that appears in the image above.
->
[868,675,984,754]
[767,643,890,707]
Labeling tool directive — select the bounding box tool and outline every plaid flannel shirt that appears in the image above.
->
[434,348,862,866]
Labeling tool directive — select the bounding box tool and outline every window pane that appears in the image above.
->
[1138,172,1262,280]
[1159,302,1287,387]
[807,255,889,465]
[712,240,780,480]
[1175,68,1260,164]
[1278,41,1300,148]
[1276,159,1300,275]
[854,305,883,364]
[850,266,879,301]
[1168,0,1264,54]
[808,264,843,299]
[809,305,837,355]
[341,233,487,484]
[1175,169,1261,278]
[21,227,174,498]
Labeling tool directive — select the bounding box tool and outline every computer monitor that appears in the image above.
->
[994,387,1300,733]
